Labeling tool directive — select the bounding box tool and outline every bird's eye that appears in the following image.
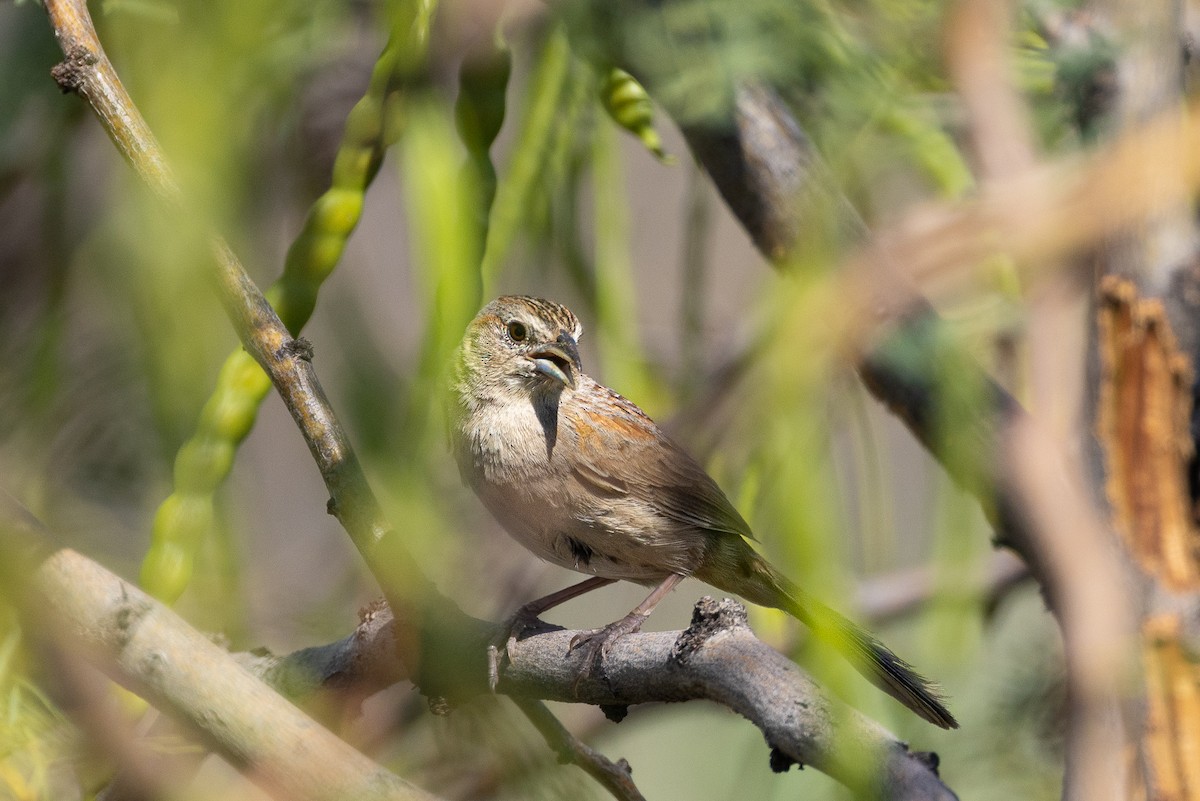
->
[506,320,528,342]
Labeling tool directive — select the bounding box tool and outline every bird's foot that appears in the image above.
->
[566,612,648,691]
[487,606,549,692]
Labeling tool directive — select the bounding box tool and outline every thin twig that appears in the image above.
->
[510,698,646,801]
[1005,419,1134,801]
[855,551,1029,624]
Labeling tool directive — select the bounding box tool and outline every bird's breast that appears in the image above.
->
[453,390,705,583]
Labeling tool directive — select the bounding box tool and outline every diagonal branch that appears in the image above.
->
[674,79,1052,599]
[32,548,441,801]
[42,0,484,698]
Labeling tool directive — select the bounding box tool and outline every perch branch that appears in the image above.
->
[499,598,956,800]
[34,548,955,801]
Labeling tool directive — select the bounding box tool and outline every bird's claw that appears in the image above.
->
[566,612,648,692]
[487,607,547,692]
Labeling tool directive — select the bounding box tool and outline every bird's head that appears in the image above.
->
[456,296,584,397]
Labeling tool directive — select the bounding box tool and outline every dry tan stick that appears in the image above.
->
[1004,420,1135,801]
[35,549,441,801]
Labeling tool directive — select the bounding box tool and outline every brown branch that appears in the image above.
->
[235,598,408,708]
[1095,277,1200,800]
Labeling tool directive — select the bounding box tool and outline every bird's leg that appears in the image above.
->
[489,576,616,691]
[567,573,685,690]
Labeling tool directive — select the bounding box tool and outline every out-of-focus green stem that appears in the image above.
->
[679,160,711,401]
[479,24,572,298]
[592,121,661,410]
[140,1,437,602]
[455,32,512,307]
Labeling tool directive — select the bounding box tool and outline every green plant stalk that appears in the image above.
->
[479,23,572,298]
[401,100,485,456]
[140,1,437,601]
[591,120,662,410]
[454,31,512,308]
[545,59,598,303]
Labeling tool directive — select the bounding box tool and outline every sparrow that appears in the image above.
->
[450,295,957,728]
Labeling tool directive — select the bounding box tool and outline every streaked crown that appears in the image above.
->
[481,296,582,341]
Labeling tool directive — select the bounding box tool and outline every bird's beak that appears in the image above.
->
[530,332,582,389]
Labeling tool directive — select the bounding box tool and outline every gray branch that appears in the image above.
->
[247,590,956,800]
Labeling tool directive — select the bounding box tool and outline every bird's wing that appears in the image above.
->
[562,384,756,542]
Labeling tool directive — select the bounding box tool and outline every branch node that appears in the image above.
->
[50,46,97,95]
[768,746,802,773]
[670,596,747,665]
[599,703,629,723]
[112,594,153,648]
[359,597,388,624]
[281,337,315,362]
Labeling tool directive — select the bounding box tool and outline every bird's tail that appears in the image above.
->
[705,551,959,729]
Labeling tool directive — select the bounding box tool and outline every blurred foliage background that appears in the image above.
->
[0,0,1100,798]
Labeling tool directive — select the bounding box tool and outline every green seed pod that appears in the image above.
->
[173,438,233,494]
[601,68,671,163]
[140,4,435,602]
[142,493,213,602]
